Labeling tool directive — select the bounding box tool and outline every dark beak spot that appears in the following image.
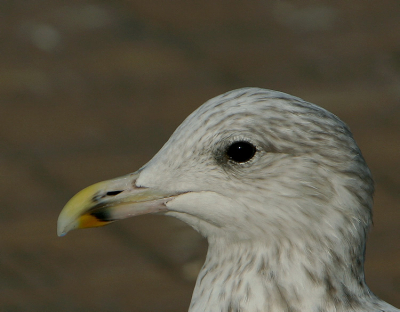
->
[90,210,114,222]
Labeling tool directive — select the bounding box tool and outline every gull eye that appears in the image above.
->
[226,141,257,163]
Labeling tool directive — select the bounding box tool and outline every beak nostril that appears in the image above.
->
[106,190,123,196]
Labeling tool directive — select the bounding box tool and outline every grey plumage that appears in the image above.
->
[146,88,398,311]
[58,88,399,312]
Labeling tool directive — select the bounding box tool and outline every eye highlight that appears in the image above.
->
[226,141,257,163]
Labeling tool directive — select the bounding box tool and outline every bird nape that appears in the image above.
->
[57,88,399,312]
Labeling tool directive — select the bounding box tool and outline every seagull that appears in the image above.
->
[58,88,399,312]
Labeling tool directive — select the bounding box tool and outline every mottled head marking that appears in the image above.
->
[60,87,398,311]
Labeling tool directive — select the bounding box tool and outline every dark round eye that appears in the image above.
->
[226,141,257,163]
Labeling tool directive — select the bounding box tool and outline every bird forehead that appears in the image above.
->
[145,87,355,181]
[171,90,342,147]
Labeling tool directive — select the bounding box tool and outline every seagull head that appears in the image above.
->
[58,88,373,247]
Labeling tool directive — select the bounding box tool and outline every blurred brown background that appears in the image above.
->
[0,1,399,311]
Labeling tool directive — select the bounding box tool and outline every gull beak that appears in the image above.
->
[57,172,175,237]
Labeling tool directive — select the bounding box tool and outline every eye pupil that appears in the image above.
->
[226,141,256,163]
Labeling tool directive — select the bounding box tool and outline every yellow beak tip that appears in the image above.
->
[57,180,113,237]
